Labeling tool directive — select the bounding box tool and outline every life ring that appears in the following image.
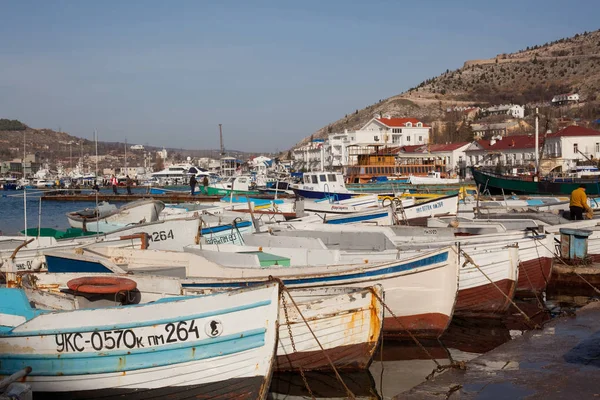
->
[67,276,137,294]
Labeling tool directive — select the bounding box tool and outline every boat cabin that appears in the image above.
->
[300,172,349,193]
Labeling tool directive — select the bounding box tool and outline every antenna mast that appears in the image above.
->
[219,124,225,156]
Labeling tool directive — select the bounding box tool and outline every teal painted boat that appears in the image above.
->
[472,167,600,195]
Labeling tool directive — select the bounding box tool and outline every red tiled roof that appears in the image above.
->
[467,135,541,151]
[375,117,430,128]
[427,142,470,152]
[397,145,425,153]
[546,125,600,138]
[397,142,469,153]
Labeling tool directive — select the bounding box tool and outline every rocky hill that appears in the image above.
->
[0,120,266,169]
[299,29,600,148]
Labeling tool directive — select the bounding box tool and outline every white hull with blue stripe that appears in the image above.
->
[67,199,165,232]
[0,283,279,398]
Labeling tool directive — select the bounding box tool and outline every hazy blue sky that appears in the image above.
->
[0,1,597,152]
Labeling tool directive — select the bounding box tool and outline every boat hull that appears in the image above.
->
[32,376,267,400]
[472,167,600,195]
[182,247,460,339]
[276,286,383,372]
[0,284,279,398]
[292,188,358,200]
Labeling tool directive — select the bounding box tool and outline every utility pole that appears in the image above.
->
[125,139,128,176]
[219,124,225,156]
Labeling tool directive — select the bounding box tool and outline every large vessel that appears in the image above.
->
[472,167,600,195]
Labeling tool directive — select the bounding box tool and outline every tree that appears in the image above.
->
[153,156,164,172]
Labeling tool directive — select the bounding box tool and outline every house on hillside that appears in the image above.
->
[552,93,580,106]
[361,114,431,146]
[471,121,528,139]
[465,135,540,170]
[292,139,327,171]
[484,104,525,119]
[542,126,600,173]
[395,142,471,175]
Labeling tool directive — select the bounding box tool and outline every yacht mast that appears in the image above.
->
[535,107,539,174]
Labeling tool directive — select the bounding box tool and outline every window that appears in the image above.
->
[405,122,412,127]
[596,143,599,153]
[406,136,411,142]
[573,143,578,154]
[311,175,318,184]
[417,122,422,127]
[327,174,336,182]
[418,136,423,142]
[319,174,326,182]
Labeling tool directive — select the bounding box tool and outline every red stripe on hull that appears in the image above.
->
[455,278,515,316]
[382,313,451,339]
[275,342,378,372]
[516,257,553,296]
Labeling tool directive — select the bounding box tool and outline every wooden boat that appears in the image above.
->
[276,286,384,372]
[66,199,165,233]
[263,225,553,299]
[290,172,362,200]
[206,175,261,196]
[0,282,279,399]
[0,217,203,273]
[243,233,519,316]
[301,194,380,215]
[27,254,385,372]
[407,171,460,185]
[40,245,460,339]
[472,167,600,196]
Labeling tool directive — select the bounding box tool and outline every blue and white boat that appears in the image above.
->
[0,282,279,398]
[290,172,362,200]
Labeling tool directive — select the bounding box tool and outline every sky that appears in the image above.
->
[0,1,598,153]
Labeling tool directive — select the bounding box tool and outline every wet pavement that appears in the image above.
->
[395,301,600,399]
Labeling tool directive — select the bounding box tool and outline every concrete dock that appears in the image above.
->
[395,302,600,399]
[39,192,293,203]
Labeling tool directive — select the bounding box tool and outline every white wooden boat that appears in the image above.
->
[276,285,384,371]
[66,199,165,232]
[408,171,460,185]
[0,282,279,398]
[216,233,519,317]
[37,244,459,339]
[0,217,202,273]
[26,255,384,372]
[301,194,380,215]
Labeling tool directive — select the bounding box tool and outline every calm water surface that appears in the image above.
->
[0,188,148,235]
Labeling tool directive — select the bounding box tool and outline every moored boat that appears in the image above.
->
[38,244,460,339]
[66,199,165,233]
[0,282,280,399]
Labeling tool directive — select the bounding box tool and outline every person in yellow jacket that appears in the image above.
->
[570,184,592,220]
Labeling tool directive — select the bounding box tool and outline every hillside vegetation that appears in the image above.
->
[299,29,600,148]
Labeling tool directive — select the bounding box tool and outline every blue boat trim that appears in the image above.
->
[326,211,388,224]
[1,329,265,376]
[46,256,113,274]
[183,251,449,288]
[201,220,252,234]
[4,300,271,336]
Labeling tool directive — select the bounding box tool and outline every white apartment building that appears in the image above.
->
[484,104,525,119]
[292,116,431,171]
[292,140,327,171]
[552,93,580,105]
[361,115,431,146]
[465,135,539,168]
[543,126,600,172]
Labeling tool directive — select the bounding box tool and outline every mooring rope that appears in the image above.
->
[460,249,540,330]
